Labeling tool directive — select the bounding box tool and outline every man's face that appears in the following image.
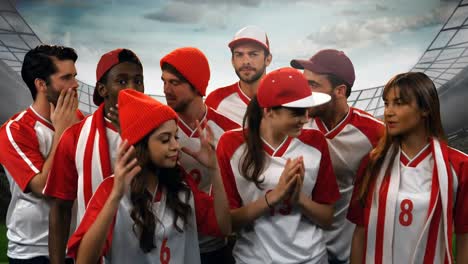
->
[162,70,198,113]
[101,62,144,110]
[231,42,271,84]
[302,69,335,118]
[46,58,78,106]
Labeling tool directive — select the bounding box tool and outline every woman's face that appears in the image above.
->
[384,87,427,139]
[148,119,180,168]
[270,107,309,138]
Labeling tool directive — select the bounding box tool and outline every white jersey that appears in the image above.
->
[0,107,53,259]
[67,174,222,263]
[205,82,250,125]
[304,107,384,262]
[217,128,340,264]
[0,106,83,259]
[177,106,238,252]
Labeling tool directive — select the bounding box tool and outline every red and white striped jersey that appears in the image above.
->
[205,82,250,125]
[304,107,384,261]
[44,107,120,227]
[67,172,222,264]
[217,128,340,264]
[348,145,468,264]
[177,106,239,253]
[0,106,83,259]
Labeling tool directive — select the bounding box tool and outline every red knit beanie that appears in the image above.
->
[118,89,178,145]
[160,47,210,96]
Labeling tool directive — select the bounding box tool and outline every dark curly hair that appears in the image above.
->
[129,133,192,253]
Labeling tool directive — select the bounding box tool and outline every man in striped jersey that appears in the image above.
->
[291,49,385,264]
[43,48,144,264]
[0,44,82,263]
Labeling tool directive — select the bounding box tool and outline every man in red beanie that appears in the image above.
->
[160,47,239,264]
[291,49,384,264]
[205,25,272,125]
[44,48,144,264]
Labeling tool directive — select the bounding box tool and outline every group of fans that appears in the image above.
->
[0,25,467,264]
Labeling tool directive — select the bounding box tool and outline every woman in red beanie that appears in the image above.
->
[216,67,340,263]
[348,72,468,264]
[66,89,231,264]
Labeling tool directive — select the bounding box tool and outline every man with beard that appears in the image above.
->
[205,25,272,125]
[291,49,384,264]
[0,44,82,263]
[161,47,239,264]
[43,48,144,264]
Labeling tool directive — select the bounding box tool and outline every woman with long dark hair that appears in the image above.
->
[217,67,340,263]
[348,72,468,263]
[66,89,231,263]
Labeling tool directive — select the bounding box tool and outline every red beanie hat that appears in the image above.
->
[160,47,210,96]
[118,89,178,145]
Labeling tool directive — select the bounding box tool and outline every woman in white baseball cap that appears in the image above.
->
[217,67,340,263]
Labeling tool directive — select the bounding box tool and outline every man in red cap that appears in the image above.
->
[291,49,384,264]
[44,48,144,264]
[160,47,239,264]
[205,25,272,125]
[0,44,82,264]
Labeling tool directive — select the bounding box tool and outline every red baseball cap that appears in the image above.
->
[257,67,330,108]
[228,25,270,52]
[93,48,141,106]
[290,49,355,87]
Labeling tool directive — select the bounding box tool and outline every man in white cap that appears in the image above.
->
[205,25,272,125]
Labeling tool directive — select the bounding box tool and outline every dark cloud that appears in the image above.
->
[144,2,202,23]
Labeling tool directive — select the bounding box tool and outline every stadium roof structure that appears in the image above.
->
[0,0,165,115]
[348,0,468,119]
[0,0,467,138]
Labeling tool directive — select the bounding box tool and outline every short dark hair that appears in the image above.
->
[161,62,198,95]
[325,73,352,98]
[21,45,78,100]
[98,49,143,84]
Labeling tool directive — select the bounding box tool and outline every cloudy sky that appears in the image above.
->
[17,0,459,96]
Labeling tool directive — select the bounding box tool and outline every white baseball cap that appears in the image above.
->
[228,25,270,52]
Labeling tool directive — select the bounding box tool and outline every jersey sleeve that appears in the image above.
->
[184,174,222,237]
[453,153,468,234]
[43,125,79,200]
[67,177,116,259]
[311,132,340,204]
[0,120,44,191]
[216,132,243,209]
[347,156,370,226]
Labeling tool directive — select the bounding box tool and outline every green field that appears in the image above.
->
[1,223,7,263]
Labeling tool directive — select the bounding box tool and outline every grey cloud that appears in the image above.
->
[144,2,202,23]
[173,0,261,7]
[143,2,228,29]
[308,5,454,48]
[375,4,390,12]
